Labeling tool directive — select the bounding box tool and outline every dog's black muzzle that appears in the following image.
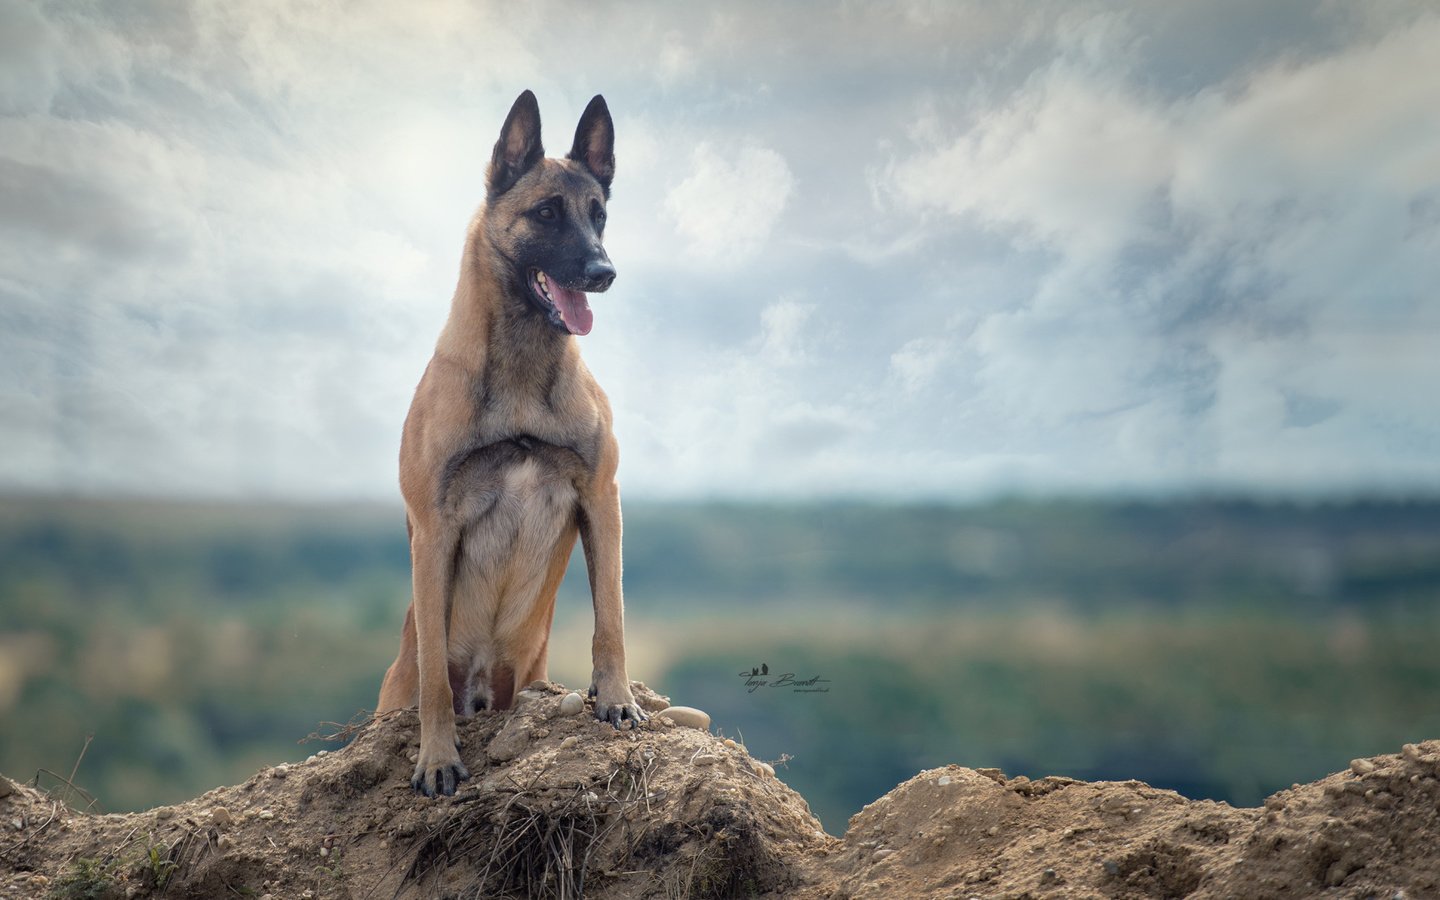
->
[583,256,616,292]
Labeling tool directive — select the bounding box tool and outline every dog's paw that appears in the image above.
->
[410,747,470,798]
[590,681,648,730]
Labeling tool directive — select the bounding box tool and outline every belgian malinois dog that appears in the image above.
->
[376,90,646,797]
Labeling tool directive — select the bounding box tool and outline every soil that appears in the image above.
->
[2,681,1437,899]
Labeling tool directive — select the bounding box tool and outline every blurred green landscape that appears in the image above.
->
[2,494,1439,833]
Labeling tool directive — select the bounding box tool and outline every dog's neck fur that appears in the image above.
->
[435,216,574,395]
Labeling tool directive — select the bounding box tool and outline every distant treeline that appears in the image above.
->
[5,495,1440,613]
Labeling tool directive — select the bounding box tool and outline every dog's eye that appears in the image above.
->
[592,202,606,227]
[536,205,557,221]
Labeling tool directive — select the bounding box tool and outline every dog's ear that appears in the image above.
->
[489,90,544,198]
[567,95,614,195]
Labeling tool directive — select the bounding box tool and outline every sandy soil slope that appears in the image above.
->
[2,682,1437,899]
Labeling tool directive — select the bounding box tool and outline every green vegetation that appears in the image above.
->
[3,495,1439,832]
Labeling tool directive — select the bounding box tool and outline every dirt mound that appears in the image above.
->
[2,683,1438,899]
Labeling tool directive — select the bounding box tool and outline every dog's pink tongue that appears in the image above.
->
[551,283,593,335]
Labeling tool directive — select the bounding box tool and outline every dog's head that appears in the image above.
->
[483,90,615,336]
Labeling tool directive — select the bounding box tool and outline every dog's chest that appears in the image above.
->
[442,434,587,538]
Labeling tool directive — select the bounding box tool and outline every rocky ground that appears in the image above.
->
[2,682,1438,899]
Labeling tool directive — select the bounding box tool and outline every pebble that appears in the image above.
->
[316,750,328,758]
[559,692,585,716]
[488,719,532,762]
[1324,860,1352,887]
[532,727,550,739]
[527,680,550,692]
[11,818,24,831]
[873,849,894,862]
[216,834,234,851]
[272,764,289,779]
[29,875,50,887]
[657,706,711,730]
[560,736,579,749]
[0,776,13,798]
[257,809,275,821]
[723,738,737,749]
[751,761,775,778]
[210,807,233,827]
[319,847,330,858]
[1349,758,1377,776]
[155,808,175,821]
[1040,868,1060,885]
[937,775,952,786]
[692,754,721,766]
[307,755,318,764]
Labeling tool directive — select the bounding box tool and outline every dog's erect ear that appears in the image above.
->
[567,95,615,194]
[488,90,544,198]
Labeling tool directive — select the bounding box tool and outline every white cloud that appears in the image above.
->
[876,11,1440,494]
[663,142,795,262]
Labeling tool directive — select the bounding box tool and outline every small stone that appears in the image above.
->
[752,761,775,778]
[584,791,599,804]
[1264,796,1284,811]
[692,754,721,766]
[515,690,546,704]
[1324,860,1352,887]
[301,892,315,900]
[1102,859,1120,876]
[559,692,585,716]
[527,680,550,692]
[723,738,737,749]
[29,875,50,887]
[976,768,1006,784]
[937,775,952,786]
[488,718,532,762]
[306,755,318,764]
[257,809,275,820]
[1040,868,1060,885]
[873,849,894,862]
[532,727,550,739]
[216,834,235,851]
[11,817,24,831]
[210,807,233,827]
[409,752,419,764]
[0,776,14,798]
[986,825,1000,837]
[316,750,328,758]
[560,736,579,749]
[379,840,388,850]
[272,764,289,779]
[657,706,711,730]
[319,846,330,858]
[155,808,175,820]
[1350,758,1377,776]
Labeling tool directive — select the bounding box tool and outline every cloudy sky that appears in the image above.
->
[2,1,1438,502]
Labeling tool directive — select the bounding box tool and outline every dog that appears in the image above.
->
[376,90,646,797]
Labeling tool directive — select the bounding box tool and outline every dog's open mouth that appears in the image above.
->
[528,269,594,336]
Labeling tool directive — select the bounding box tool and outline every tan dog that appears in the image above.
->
[376,90,645,796]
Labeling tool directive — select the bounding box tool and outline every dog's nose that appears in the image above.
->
[584,258,616,292]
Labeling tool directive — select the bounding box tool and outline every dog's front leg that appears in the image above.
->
[579,480,647,729]
[409,524,470,796]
